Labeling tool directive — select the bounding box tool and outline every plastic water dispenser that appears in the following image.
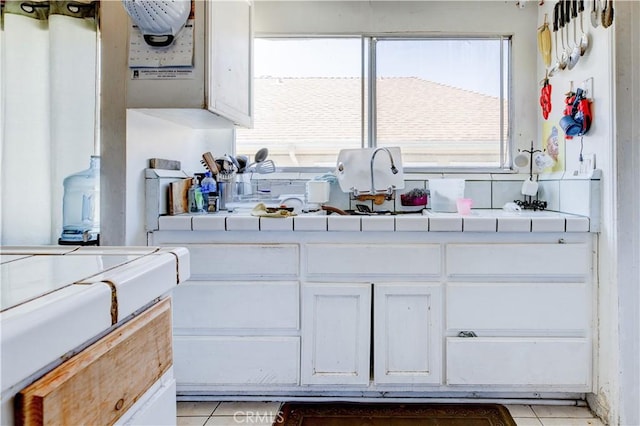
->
[59,156,100,245]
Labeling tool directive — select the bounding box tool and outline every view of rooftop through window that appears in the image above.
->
[235,36,511,170]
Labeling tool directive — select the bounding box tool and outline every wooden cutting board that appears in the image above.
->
[169,178,192,215]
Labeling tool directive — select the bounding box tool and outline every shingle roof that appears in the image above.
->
[236,76,505,144]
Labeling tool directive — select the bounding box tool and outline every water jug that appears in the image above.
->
[59,156,100,243]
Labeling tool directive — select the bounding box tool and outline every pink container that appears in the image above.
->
[456,198,473,215]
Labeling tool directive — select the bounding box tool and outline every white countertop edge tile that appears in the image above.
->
[429,217,463,232]
[463,217,498,232]
[565,216,591,232]
[496,217,532,232]
[225,216,260,231]
[531,217,566,232]
[79,254,178,322]
[327,216,361,231]
[0,284,112,392]
[361,216,395,232]
[394,216,429,232]
[158,215,192,231]
[192,215,226,231]
[259,217,295,231]
[293,216,328,231]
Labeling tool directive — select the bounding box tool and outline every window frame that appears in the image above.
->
[240,33,515,173]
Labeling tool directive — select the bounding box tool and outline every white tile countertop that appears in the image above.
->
[0,245,190,425]
[158,209,592,233]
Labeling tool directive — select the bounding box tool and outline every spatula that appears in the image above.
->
[256,159,276,174]
[602,0,613,28]
[590,0,599,27]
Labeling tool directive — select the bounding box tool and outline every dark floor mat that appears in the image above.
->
[274,402,517,426]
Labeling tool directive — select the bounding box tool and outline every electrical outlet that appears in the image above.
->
[581,77,594,99]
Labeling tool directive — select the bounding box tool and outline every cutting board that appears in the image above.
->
[169,178,192,215]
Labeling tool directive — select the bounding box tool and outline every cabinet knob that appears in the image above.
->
[457,331,477,338]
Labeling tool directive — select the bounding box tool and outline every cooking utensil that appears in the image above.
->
[549,2,563,76]
[578,0,590,55]
[256,159,276,174]
[235,155,249,173]
[602,0,613,28]
[254,147,269,163]
[558,1,569,70]
[201,152,219,175]
[568,0,581,70]
[590,0,599,27]
[121,0,190,47]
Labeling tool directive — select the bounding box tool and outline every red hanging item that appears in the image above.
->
[539,77,552,120]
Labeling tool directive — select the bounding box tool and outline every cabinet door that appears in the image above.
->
[374,284,442,385]
[301,283,371,385]
[208,0,253,127]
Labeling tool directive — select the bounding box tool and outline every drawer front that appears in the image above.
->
[446,337,591,388]
[447,282,590,332]
[174,336,300,386]
[173,281,299,330]
[185,244,299,279]
[446,243,590,278]
[306,244,440,278]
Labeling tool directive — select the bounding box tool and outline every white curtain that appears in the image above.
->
[1,1,99,245]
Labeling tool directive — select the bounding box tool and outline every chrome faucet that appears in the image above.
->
[370,147,398,195]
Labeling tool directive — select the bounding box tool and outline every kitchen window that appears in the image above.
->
[235,36,512,171]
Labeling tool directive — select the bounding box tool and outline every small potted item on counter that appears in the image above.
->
[400,188,429,206]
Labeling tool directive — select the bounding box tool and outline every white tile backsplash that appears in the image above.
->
[246,171,601,229]
[537,180,560,211]
[464,181,492,209]
[560,180,592,216]
[492,180,524,208]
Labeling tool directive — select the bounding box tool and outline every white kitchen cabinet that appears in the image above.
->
[168,243,300,391]
[444,241,593,392]
[127,0,253,127]
[207,0,253,127]
[301,283,371,386]
[373,284,442,385]
[150,231,594,397]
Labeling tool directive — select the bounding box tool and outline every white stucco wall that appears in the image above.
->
[126,110,234,245]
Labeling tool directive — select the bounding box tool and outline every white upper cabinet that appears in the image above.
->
[207,0,253,127]
[126,1,253,127]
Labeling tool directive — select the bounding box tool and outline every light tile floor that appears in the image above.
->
[177,401,606,426]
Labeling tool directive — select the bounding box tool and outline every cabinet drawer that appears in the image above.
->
[446,337,591,388]
[447,282,590,332]
[185,244,298,279]
[174,336,300,386]
[306,244,440,278]
[446,243,590,278]
[173,281,299,330]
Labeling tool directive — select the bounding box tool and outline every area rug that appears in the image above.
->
[274,403,517,426]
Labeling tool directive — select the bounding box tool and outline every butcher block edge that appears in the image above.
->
[15,298,173,426]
